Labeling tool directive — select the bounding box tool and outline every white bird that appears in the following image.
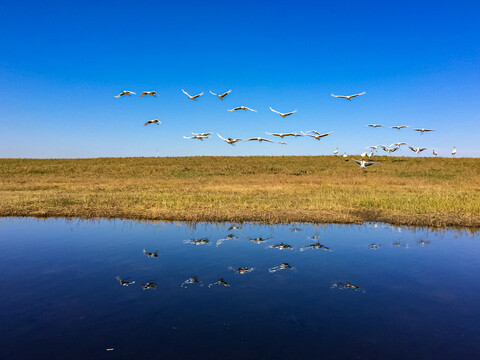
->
[366,145,384,150]
[383,146,399,154]
[144,119,161,126]
[352,159,378,169]
[217,133,242,145]
[389,142,407,147]
[390,125,409,130]
[433,149,438,156]
[278,141,287,145]
[265,132,289,139]
[301,131,333,141]
[114,90,136,98]
[209,90,231,100]
[361,152,368,157]
[367,124,384,128]
[266,132,302,138]
[409,146,427,154]
[413,128,435,134]
[343,153,349,160]
[331,92,366,101]
[182,89,203,101]
[140,91,158,97]
[245,137,273,143]
[269,107,297,118]
[191,132,212,137]
[452,147,457,156]
[183,135,208,141]
[228,106,257,112]
[367,151,374,158]
[333,148,339,155]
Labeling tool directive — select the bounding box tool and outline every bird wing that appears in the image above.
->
[228,107,240,111]
[364,162,378,167]
[183,136,193,139]
[192,92,204,99]
[307,130,320,135]
[220,90,231,97]
[419,148,427,151]
[262,138,273,143]
[320,132,333,137]
[144,121,151,126]
[350,92,366,98]
[331,94,345,98]
[352,159,362,165]
[269,107,282,115]
[209,90,218,96]
[182,89,192,98]
[140,92,147,97]
[217,133,228,142]
[246,107,257,112]
[245,138,256,141]
[283,110,297,116]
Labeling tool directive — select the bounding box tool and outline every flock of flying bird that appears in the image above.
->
[115,89,457,168]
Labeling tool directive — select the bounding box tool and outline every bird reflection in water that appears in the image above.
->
[208,278,230,288]
[116,276,135,286]
[393,241,408,248]
[184,238,209,245]
[247,236,272,244]
[331,282,364,292]
[417,239,432,246]
[269,263,295,273]
[269,242,293,250]
[181,275,203,288]
[143,249,159,258]
[229,266,254,274]
[300,242,332,252]
[228,224,242,231]
[309,235,319,240]
[140,281,157,290]
[216,234,238,247]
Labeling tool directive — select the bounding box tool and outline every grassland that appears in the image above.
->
[0,156,479,228]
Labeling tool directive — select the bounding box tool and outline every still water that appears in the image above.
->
[0,218,479,360]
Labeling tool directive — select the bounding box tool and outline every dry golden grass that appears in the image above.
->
[1,156,479,227]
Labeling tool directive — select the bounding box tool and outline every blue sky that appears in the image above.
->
[1,1,479,158]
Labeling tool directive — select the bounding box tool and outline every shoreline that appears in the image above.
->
[1,214,479,235]
[2,209,479,230]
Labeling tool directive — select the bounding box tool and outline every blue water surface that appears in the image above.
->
[0,218,479,360]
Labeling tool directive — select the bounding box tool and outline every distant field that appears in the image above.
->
[1,156,479,228]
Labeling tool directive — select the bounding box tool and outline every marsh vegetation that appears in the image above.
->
[0,156,479,227]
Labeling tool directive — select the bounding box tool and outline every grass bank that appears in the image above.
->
[1,156,479,227]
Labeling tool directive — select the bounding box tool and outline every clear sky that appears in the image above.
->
[1,0,479,158]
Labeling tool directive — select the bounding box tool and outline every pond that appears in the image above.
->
[0,218,479,359]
